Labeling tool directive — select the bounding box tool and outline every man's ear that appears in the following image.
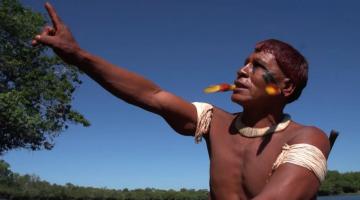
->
[281,78,295,98]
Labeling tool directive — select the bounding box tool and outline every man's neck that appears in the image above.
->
[241,106,285,128]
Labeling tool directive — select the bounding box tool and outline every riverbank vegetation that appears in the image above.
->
[0,160,208,200]
[319,170,360,196]
[1,160,359,199]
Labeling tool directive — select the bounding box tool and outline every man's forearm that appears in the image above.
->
[74,49,163,112]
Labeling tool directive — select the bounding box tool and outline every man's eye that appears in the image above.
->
[251,63,262,73]
[253,61,264,69]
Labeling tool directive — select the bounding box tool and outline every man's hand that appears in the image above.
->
[32,2,81,65]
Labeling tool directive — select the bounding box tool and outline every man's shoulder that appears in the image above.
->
[209,104,237,117]
[289,125,328,142]
[192,102,239,117]
[288,124,330,157]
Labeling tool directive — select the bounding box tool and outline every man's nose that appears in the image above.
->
[237,63,251,78]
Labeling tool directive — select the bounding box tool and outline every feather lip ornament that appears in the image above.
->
[204,83,236,93]
[203,76,281,95]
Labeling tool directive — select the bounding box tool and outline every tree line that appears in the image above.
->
[1,160,360,200]
[0,160,208,200]
[319,170,360,196]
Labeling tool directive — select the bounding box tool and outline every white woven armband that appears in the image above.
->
[192,102,213,143]
[273,143,327,182]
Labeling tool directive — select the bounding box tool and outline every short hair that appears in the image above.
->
[255,39,308,103]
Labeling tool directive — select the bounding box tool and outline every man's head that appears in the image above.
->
[232,39,308,108]
[254,39,308,103]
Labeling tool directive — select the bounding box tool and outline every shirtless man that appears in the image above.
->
[33,3,330,200]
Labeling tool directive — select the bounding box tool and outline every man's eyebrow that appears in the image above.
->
[253,59,269,71]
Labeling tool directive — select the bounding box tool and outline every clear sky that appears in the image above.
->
[3,0,360,190]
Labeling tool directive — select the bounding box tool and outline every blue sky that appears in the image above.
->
[3,0,360,190]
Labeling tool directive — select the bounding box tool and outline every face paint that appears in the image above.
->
[204,83,235,93]
[262,71,281,95]
[265,83,280,95]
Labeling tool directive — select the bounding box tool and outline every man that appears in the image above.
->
[32,3,330,199]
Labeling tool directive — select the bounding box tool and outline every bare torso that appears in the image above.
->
[205,107,306,200]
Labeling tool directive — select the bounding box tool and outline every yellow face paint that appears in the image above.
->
[265,83,281,95]
[262,71,281,96]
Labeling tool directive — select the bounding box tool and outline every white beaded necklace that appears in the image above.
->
[235,113,291,137]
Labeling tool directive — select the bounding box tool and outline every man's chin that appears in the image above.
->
[231,95,248,106]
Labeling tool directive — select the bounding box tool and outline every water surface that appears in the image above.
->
[318,195,360,200]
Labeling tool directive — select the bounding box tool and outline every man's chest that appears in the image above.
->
[205,110,292,198]
[207,132,286,195]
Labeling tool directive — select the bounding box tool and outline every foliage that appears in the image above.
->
[0,160,208,200]
[0,0,89,154]
[319,170,360,196]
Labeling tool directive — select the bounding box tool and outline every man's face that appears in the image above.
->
[231,51,286,107]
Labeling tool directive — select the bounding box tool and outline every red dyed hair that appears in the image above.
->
[255,39,308,103]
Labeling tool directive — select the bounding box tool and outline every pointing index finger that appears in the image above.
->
[45,2,63,30]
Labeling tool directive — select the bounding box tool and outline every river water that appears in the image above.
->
[318,195,360,199]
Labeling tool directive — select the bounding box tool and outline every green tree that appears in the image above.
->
[0,0,90,154]
[0,159,12,185]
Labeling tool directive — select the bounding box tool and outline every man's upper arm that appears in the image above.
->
[253,127,330,200]
[151,90,198,136]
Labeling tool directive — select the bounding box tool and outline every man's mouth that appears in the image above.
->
[234,80,249,89]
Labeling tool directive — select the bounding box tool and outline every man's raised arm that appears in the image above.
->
[32,2,198,135]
